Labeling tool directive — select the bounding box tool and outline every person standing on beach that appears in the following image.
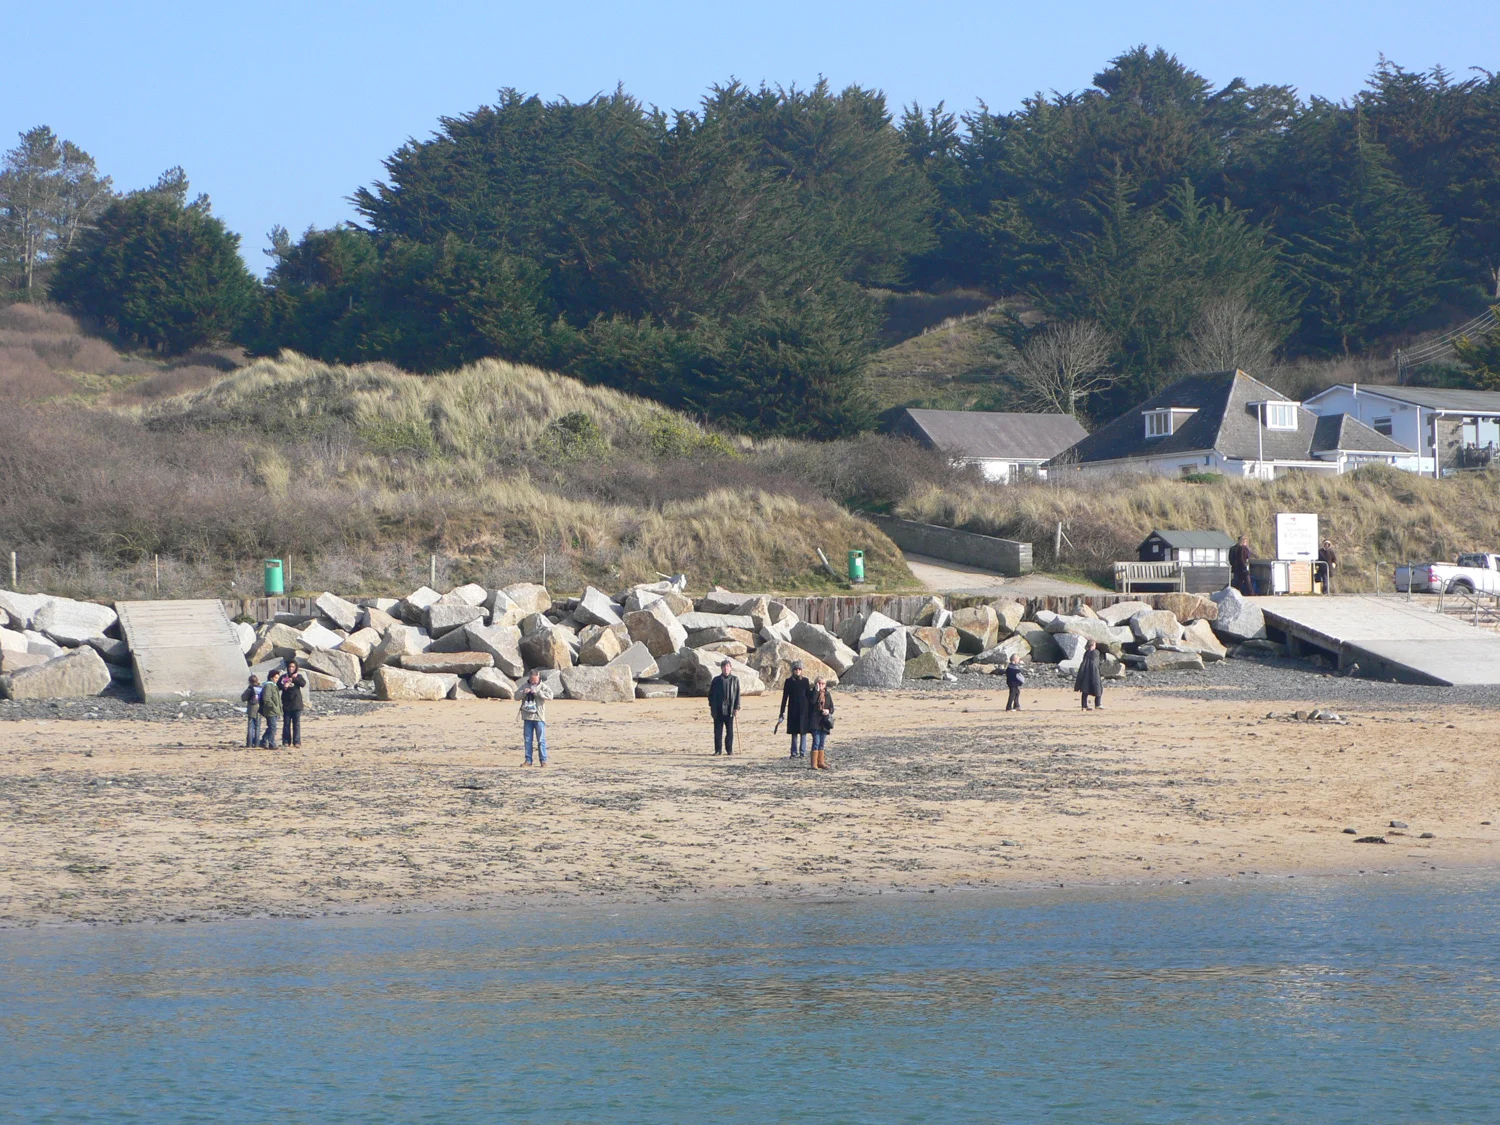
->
[1318,539,1338,594]
[1229,534,1254,596]
[519,669,552,766]
[280,660,307,748]
[708,659,741,756]
[809,677,835,770]
[259,671,283,748]
[1003,654,1025,712]
[778,660,814,759]
[1074,640,1103,711]
[241,674,263,748]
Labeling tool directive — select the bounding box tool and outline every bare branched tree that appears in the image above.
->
[1013,320,1115,416]
[1176,295,1283,375]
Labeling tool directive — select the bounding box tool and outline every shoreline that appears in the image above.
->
[2,670,1496,930]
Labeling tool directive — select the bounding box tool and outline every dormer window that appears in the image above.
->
[1143,407,1196,439]
[1263,401,1299,430]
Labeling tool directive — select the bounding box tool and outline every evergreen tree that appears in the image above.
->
[50,170,257,353]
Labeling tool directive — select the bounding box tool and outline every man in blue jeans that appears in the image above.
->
[518,669,553,766]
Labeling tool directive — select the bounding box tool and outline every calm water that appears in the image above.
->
[3,875,1499,1124]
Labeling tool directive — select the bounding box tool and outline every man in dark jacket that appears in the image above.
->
[259,672,283,748]
[1074,641,1103,710]
[1229,534,1254,596]
[280,661,307,748]
[708,659,741,756]
[778,661,814,758]
[1318,539,1338,593]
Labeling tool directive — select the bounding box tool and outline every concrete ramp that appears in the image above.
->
[1254,595,1500,686]
[116,600,249,702]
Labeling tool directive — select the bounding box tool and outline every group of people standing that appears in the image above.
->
[707,658,835,769]
[241,662,307,749]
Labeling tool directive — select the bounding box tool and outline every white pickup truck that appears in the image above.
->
[1396,553,1500,594]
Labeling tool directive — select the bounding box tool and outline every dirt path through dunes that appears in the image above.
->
[2,686,1496,926]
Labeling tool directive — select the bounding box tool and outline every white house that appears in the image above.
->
[1302,384,1500,477]
[1045,370,1411,480]
[889,407,1088,483]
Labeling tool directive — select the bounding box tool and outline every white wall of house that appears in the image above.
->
[963,458,1048,483]
[1305,388,1440,474]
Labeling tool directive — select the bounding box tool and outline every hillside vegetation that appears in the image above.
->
[1,350,922,600]
[900,467,1500,589]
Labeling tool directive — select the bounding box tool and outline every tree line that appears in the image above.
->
[6,48,1500,434]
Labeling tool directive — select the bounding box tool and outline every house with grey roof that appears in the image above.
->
[889,407,1088,483]
[1044,370,1411,481]
[1302,383,1500,476]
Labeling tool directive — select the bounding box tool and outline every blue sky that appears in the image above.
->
[5,1,1498,273]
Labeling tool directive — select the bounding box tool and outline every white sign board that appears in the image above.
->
[1276,513,1319,560]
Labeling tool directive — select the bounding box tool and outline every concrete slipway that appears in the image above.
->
[1253,595,1500,686]
[116,600,248,702]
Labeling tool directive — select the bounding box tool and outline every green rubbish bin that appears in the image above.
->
[847,549,865,584]
[264,559,285,596]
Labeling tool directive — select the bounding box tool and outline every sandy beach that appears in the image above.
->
[2,676,1497,927]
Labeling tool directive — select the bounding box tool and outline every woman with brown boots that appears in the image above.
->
[809,676,835,770]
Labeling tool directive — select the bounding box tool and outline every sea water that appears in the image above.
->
[2,873,1498,1123]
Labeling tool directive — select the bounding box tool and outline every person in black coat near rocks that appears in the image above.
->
[778,661,814,758]
[1003,654,1025,711]
[1074,641,1103,710]
[280,660,308,747]
[708,659,741,756]
[1229,534,1254,596]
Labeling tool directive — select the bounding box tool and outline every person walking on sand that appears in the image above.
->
[708,659,741,756]
[1003,654,1025,712]
[259,670,283,748]
[1074,640,1104,711]
[280,660,307,748]
[518,669,553,766]
[778,660,814,759]
[809,677,835,770]
[241,674,264,748]
[1318,539,1338,594]
[1229,534,1254,596]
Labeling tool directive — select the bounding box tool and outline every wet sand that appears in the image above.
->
[1,684,1496,926]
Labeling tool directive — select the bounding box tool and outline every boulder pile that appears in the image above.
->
[2,579,1262,705]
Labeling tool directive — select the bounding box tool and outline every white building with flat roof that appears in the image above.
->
[1302,384,1500,477]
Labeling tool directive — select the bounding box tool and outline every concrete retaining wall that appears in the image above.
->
[864,514,1033,576]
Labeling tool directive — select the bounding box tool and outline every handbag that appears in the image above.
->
[818,711,834,733]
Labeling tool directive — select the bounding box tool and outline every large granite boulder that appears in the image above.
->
[34,598,117,645]
[0,645,112,700]
[1014,622,1062,663]
[579,622,629,666]
[304,647,362,686]
[1209,588,1266,641]
[361,606,398,634]
[908,625,960,658]
[0,649,50,674]
[25,631,65,658]
[990,600,1026,637]
[624,599,688,658]
[788,621,858,675]
[950,605,1000,653]
[1160,592,1218,622]
[502,582,552,615]
[314,592,360,632]
[0,590,51,631]
[857,611,903,651]
[1128,610,1184,646]
[976,634,1032,664]
[696,587,752,614]
[85,636,130,664]
[695,641,747,659]
[607,641,659,680]
[1101,653,1128,679]
[519,626,574,670]
[256,622,310,663]
[0,626,28,653]
[841,629,907,688]
[447,583,489,607]
[425,603,486,637]
[298,621,346,652]
[470,667,518,699]
[1178,618,1228,661]
[1053,633,1089,669]
[1143,649,1206,672]
[463,624,526,678]
[303,670,343,692]
[362,624,431,676]
[747,641,838,690]
[560,664,635,703]
[575,586,624,628]
[904,650,949,680]
[235,621,257,655]
[484,590,526,629]
[687,625,760,650]
[657,647,764,696]
[400,652,495,676]
[395,585,442,623]
[1046,616,1133,647]
[912,596,946,626]
[1097,600,1154,626]
[635,682,679,699]
[373,665,450,701]
[678,611,756,633]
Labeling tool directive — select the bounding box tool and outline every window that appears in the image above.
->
[1264,401,1299,430]
[1144,409,1171,438]
[1373,416,1393,437]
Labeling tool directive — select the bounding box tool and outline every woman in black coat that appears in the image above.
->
[778,662,815,758]
[1074,640,1104,711]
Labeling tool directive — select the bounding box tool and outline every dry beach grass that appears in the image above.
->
[2,682,1495,927]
